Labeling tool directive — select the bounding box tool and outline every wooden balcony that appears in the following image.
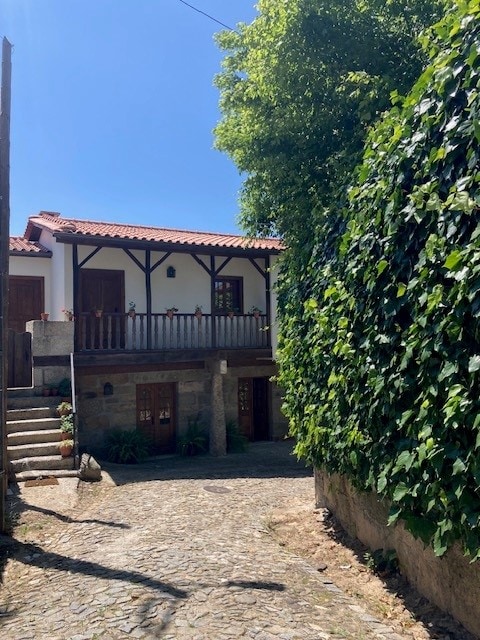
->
[76,312,270,352]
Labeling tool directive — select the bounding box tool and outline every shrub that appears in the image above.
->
[226,420,248,453]
[106,429,150,464]
[177,415,208,456]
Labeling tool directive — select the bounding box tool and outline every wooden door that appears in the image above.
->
[8,276,44,333]
[7,329,32,388]
[238,377,270,441]
[80,269,125,349]
[136,383,176,454]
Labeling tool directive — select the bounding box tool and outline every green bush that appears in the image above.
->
[60,414,74,435]
[226,420,248,453]
[280,2,480,559]
[106,429,150,464]
[177,415,208,456]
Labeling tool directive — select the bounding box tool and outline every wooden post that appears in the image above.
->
[0,38,12,533]
[210,255,216,348]
[145,250,152,349]
[265,255,271,347]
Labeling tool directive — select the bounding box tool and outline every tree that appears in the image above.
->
[279,0,480,557]
[215,0,443,246]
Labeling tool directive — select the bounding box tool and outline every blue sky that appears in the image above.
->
[1,1,258,237]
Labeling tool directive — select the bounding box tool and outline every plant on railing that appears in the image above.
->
[128,301,136,318]
[250,306,262,318]
[165,306,178,319]
[61,308,74,321]
[106,429,151,464]
[194,304,203,319]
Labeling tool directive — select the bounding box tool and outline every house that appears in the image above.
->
[8,211,288,458]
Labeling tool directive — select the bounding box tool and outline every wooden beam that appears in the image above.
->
[79,246,102,268]
[265,256,272,332]
[214,256,232,277]
[0,37,12,531]
[191,253,212,276]
[72,244,81,351]
[145,250,152,349]
[210,255,216,347]
[123,248,146,273]
[151,251,171,272]
[248,257,267,279]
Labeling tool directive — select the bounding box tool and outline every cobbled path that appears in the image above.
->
[1,443,407,639]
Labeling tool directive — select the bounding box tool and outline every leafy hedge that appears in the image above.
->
[279,1,480,558]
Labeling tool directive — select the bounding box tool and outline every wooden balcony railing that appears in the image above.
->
[76,312,270,352]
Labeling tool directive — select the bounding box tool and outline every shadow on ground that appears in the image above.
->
[100,440,313,486]
[321,510,475,640]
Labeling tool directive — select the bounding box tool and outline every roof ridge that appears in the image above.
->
[36,212,278,242]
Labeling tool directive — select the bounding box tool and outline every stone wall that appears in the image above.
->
[26,320,74,392]
[76,362,287,456]
[315,470,480,638]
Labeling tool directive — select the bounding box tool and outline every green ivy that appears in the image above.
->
[279,0,480,559]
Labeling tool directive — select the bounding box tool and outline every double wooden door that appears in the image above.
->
[136,383,177,454]
[80,269,125,349]
[238,377,270,441]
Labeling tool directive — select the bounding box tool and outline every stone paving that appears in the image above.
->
[1,442,410,639]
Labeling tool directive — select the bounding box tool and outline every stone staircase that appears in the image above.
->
[7,390,78,482]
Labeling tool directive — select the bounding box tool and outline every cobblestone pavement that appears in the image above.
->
[1,443,410,640]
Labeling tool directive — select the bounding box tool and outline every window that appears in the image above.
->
[214,277,243,313]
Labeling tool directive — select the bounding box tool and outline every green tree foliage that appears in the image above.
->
[280,1,480,558]
[215,0,443,246]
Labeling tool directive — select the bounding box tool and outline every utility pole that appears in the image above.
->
[0,38,12,534]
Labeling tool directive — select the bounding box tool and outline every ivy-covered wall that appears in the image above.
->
[279,1,480,558]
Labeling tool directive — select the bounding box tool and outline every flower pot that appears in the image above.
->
[166,310,174,319]
[227,312,234,319]
[40,313,49,321]
[128,309,136,319]
[95,310,103,318]
[59,443,73,457]
[195,311,202,319]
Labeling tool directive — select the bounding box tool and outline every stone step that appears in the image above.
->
[8,442,66,460]
[7,387,36,398]
[6,417,61,434]
[7,396,61,410]
[7,407,58,422]
[15,469,80,482]
[9,455,75,473]
[7,429,62,446]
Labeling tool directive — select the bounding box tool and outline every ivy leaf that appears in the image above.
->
[443,250,462,270]
[468,355,480,372]
[392,482,409,502]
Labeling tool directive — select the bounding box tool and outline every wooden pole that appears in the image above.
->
[0,38,12,534]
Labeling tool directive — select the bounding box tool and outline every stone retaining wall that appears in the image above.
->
[315,470,480,638]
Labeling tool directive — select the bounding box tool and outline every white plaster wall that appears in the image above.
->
[72,246,272,317]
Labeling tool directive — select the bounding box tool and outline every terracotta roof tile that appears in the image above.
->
[26,212,283,252]
[9,237,51,256]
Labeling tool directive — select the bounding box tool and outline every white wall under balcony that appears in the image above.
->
[74,245,270,316]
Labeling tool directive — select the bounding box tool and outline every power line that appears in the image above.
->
[177,0,236,32]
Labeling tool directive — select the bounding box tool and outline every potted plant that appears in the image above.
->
[194,304,203,319]
[57,401,72,417]
[61,308,74,321]
[94,308,103,318]
[40,312,49,321]
[166,306,178,319]
[58,439,74,457]
[226,308,235,319]
[128,301,136,318]
[250,306,262,318]
[60,414,74,440]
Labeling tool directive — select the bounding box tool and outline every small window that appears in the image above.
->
[214,277,243,314]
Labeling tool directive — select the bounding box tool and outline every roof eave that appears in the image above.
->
[52,231,282,257]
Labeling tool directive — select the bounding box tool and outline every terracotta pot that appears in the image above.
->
[40,313,49,321]
[95,310,103,318]
[195,311,202,319]
[59,443,73,457]
[128,309,136,318]
[227,312,234,319]
[166,310,174,319]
